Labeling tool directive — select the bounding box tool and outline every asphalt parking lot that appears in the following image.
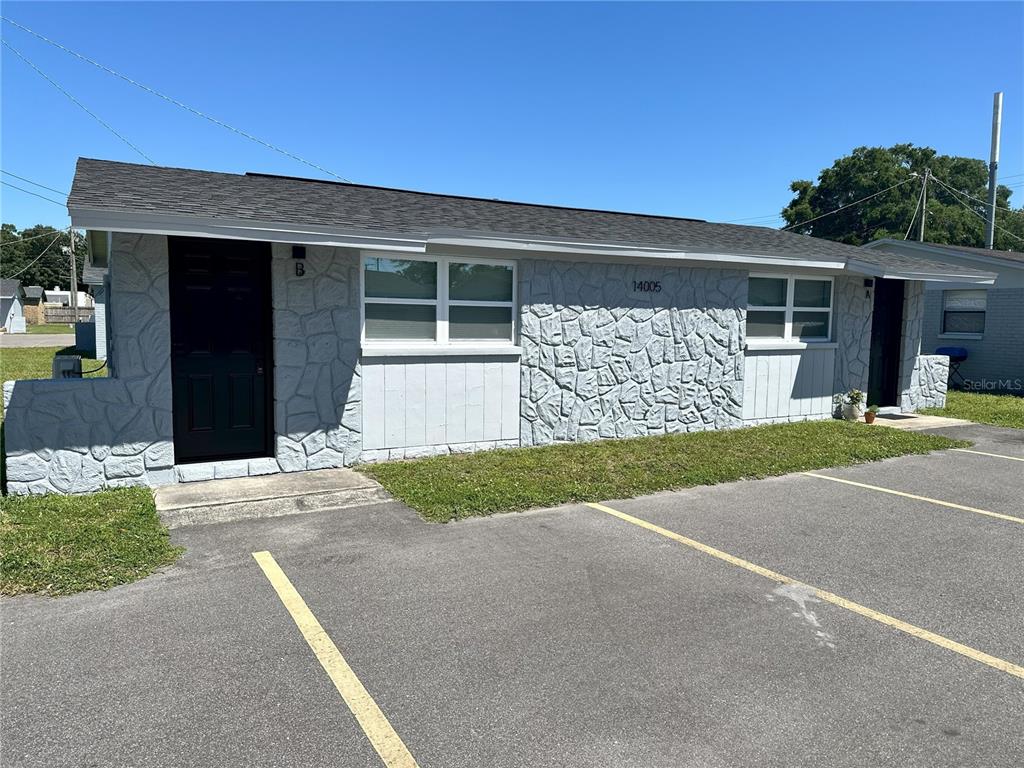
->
[2,423,1022,767]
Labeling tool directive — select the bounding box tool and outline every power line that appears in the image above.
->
[928,172,1024,214]
[2,39,156,164]
[782,176,918,231]
[1,16,350,182]
[0,230,66,280]
[1,179,65,206]
[929,175,1024,245]
[0,229,67,245]
[1,170,67,196]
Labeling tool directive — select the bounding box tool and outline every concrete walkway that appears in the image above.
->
[873,412,974,431]
[154,467,391,528]
[0,333,75,348]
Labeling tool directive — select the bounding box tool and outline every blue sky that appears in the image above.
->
[2,1,1022,230]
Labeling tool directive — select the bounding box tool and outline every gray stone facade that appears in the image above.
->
[518,259,746,445]
[3,233,175,494]
[3,233,955,496]
[901,354,949,411]
[833,275,873,403]
[270,243,362,473]
[896,281,948,411]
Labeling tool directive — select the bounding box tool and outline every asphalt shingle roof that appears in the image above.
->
[68,158,993,279]
[0,279,22,298]
[916,241,1024,266]
[23,285,44,300]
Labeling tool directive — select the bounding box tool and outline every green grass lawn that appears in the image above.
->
[0,488,182,596]
[26,324,74,334]
[0,346,103,387]
[921,390,1024,429]
[361,420,970,523]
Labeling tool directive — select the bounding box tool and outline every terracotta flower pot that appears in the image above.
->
[864,411,876,424]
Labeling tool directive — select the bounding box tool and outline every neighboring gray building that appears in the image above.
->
[863,240,1023,394]
[1,278,26,333]
[81,260,109,360]
[1,158,994,496]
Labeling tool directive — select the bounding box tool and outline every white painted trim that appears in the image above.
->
[937,333,983,340]
[361,345,522,358]
[359,251,517,346]
[744,340,838,351]
[747,274,834,343]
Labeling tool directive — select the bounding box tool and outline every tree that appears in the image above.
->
[0,224,88,288]
[781,144,1024,250]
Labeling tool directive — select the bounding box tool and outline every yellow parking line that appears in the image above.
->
[586,502,1024,680]
[252,551,419,768]
[802,472,1024,525]
[953,447,1024,463]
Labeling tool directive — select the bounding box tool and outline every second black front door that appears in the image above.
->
[867,277,905,408]
[169,237,273,464]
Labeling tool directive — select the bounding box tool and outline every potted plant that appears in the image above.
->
[864,404,879,424]
[842,389,865,421]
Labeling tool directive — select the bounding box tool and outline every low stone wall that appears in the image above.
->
[901,354,949,411]
[3,234,174,495]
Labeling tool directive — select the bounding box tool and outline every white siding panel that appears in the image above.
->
[362,356,520,450]
[404,362,426,447]
[742,347,836,423]
[362,362,385,449]
[465,363,485,443]
[384,364,406,447]
[424,364,447,445]
[482,362,503,441]
[445,363,467,444]
[500,360,520,440]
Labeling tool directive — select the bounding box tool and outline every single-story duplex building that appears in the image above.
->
[862,239,1023,394]
[1,279,27,333]
[1,158,995,495]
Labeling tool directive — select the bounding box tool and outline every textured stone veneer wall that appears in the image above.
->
[518,259,747,445]
[833,276,873,406]
[902,354,949,410]
[3,233,175,494]
[898,281,950,411]
[270,243,361,472]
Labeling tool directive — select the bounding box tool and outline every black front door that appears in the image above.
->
[867,277,905,408]
[169,236,273,464]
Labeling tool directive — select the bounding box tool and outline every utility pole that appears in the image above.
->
[69,228,78,316]
[918,169,929,242]
[986,91,1003,249]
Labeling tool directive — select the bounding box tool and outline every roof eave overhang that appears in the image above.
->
[72,208,989,281]
[846,258,996,284]
[862,238,1024,273]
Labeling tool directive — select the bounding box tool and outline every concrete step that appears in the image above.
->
[154,467,392,528]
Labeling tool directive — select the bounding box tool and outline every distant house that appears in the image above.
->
[22,285,46,325]
[1,279,27,333]
[43,286,94,308]
[862,240,1023,393]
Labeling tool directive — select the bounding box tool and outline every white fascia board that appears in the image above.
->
[845,258,996,284]
[425,235,847,271]
[69,207,428,253]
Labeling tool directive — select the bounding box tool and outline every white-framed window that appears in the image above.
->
[361,253,516,345]
[747,275,833,341]
[942,289,986,335]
